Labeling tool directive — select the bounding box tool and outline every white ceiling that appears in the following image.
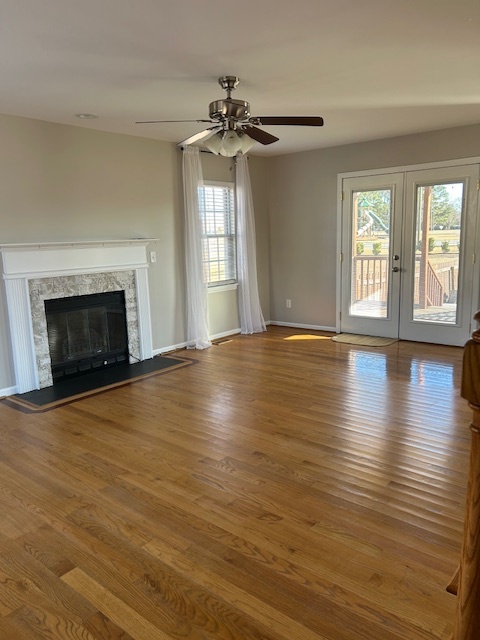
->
[1,0,479,156]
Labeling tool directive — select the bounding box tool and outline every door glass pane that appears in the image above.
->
[412,182,463,324]
[350,189,392,318]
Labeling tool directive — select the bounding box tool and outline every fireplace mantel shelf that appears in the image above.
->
[0,239,158,251]
[1,240,158,280]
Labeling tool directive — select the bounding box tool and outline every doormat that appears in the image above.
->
[3,354,195,412]
[331,334,398,347]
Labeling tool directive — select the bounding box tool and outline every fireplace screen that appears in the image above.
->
[45,291,128,381]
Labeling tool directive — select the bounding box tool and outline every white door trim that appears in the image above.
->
[338,156,480,181]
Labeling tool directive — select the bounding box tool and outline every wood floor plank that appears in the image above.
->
[4,603,97,639]
[83,611,136,640]
[0,548,95,622]
[0,327,469,639]
[62,568,172,640]
[0,612,34,639]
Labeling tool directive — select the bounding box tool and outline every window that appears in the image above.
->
[198,182,236,286]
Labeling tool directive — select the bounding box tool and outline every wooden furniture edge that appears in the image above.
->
[451,312,480,639]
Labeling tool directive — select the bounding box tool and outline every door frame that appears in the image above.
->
[336,156,480,342]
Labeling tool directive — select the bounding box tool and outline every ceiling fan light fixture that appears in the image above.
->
[202,128,256,156]
[203,131,224,155]
[219,130,243,157]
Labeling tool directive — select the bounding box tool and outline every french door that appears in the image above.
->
[340,164,480,346]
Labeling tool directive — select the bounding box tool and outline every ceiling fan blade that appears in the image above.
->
[135,119,213,124]
[178,127,221,146]
[254,116,324,127]
[244,126,279,145]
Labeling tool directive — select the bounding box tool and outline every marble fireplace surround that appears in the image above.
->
[1,240,154,394]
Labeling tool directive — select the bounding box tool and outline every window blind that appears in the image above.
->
[198,183,236,286]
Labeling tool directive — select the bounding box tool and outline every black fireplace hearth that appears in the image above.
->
[45,291,129,382]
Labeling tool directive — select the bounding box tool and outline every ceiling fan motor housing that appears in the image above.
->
[209,99,251,123]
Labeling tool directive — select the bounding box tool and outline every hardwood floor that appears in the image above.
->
[0,326,471,639]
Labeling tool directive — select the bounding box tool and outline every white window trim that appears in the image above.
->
[204,180,235,189]
[208,282,239,294]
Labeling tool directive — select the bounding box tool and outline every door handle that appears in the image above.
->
[392,266,400,272]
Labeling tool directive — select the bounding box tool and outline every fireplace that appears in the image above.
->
[0,240,154,394]
[45,291,129,382]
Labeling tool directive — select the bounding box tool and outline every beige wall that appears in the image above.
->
[0,114,270,391]
[268,123,480,328]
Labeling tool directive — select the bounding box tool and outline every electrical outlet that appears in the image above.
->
[150,251,157,263]
[286,299,292,308]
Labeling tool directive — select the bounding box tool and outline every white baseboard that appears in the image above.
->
[269,321,336,332]
[0,385,18,398]
[152,341,188,356]
[210,328,241,340]
[152,328,242,357]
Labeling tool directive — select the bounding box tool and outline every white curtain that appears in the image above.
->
[236,152,266,334]
[183,146,211,349]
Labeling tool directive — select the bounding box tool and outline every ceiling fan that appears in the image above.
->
[136,76,324,156]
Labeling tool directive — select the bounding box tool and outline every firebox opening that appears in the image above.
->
[45,291,129,382]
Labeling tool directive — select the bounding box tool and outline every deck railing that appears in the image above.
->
[353,255,447,308]
[435,261,459,303]
[425,261,444,307]
[353,256,389,302]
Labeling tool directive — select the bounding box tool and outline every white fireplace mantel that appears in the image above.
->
[1,240,156,394]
